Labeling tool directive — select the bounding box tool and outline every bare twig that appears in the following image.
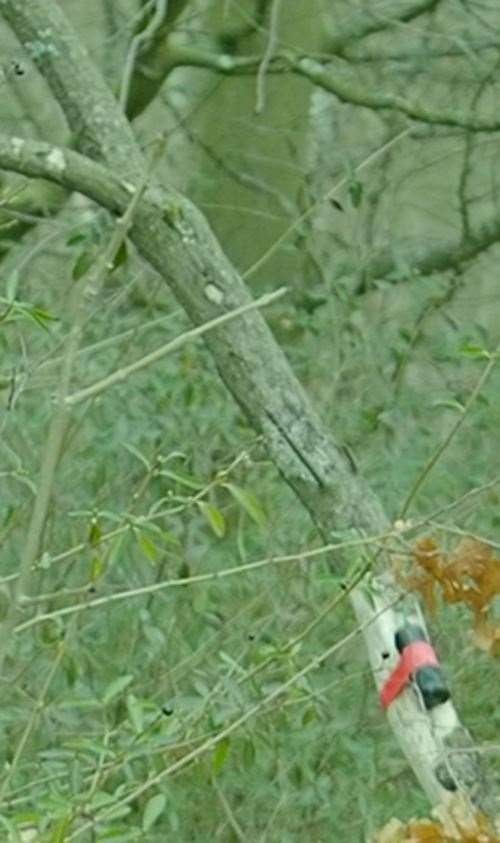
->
[399,347,499,518]
[244,127,410,279]
[119,0,168,112]
[255,0,282,114]
[0,642,65,800]
[14,532,389,635]
[65,287,287,405]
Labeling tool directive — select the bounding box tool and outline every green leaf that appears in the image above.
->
[242,738,255,769]
[107,533,125,569]
[302,705,318,726]
[459,342,490,360]
[157,468,204,490]
[5,271,19,302]
[212,737,230,774]
[122,442,151,469]
[90,555,104,582]
[223,483,267,528]
[27,306,59,330]
[158,529,181,547]
[64,738,114,756]
[49,814,72,842]
[93,827,137,839]
[432,399,464,412]
[137,532,159,563]
[66,232,86,246]
[72,249,94,281]
[198,501,226,538]
[142,794,166,832]
[63,653,79,686]
[178,559,191,579]
[103,674,134,704]
[88,518,101,546]
[349,179,363,208]
[110,239,128,273]
[126,694,143,734]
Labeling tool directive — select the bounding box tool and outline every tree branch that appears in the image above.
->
[159,46,500,133]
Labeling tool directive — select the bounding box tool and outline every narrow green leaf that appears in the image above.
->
[302,706,318,726]
[159,529,181,547]
[26,306,59,331]
[137,532,159,563]
[126,693,143,734]
[242,738,255,769]
[157,468,204,490]
[223,483,267,528]
[178,559,191,579]
[459,342,490,360]
[349,179,363,208]
[5,271,19,302]
[110,239,128,273]
[198,501,226,538]
[432,399,464,412]
[212,737,230,774]
[90,555,104,582]
[66,232,86,246]
[63,654,79,686]
[49,814,71,842]
[103,674,134,705]
[88,518,101,546]
[107,533,125,568]
[143,793,166,832]
[72,250,94,281]
[122,442,151,469]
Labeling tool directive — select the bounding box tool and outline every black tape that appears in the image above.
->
[395,624,450,710]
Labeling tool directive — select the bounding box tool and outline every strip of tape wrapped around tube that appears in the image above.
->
[380,624,450,710]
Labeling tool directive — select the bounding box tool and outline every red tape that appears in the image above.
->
[380,641,439,709]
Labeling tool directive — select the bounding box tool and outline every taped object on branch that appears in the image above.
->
[381,623,450,710]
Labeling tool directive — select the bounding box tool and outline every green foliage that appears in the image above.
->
[1,0,500,840]
[142,794,167,832]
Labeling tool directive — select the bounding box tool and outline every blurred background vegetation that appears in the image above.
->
[0,0,499,839]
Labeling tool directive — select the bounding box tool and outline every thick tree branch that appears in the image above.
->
[159,47,500,133]
[0,130,378,536]
[357,215,500,286]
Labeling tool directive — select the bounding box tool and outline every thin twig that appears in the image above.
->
[255,0,282,114]
[243,128,410,279]
[399,347,499,518]
[412,473,500,528]
[232,559,371,693]
[425,520,500,552]
[119,0,168,112]
[65,287,288,405]
[0,642,65,800]
[14,532,390,635]
[211,775,245,841]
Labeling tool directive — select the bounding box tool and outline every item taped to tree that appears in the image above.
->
[380,624,450,710]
